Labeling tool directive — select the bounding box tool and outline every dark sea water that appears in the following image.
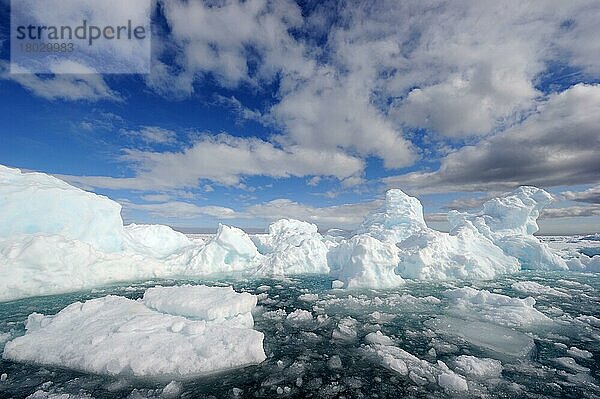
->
[0,271,598,398]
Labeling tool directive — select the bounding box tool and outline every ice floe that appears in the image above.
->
[443,286,552,329]
[142,284,257,328]
[2,285,266,377]
[452,355,502,379]
[363,331,469,392]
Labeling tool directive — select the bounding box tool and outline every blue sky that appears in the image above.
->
[1,0,599,234]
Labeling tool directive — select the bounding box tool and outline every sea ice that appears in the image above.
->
[123,224,192,258]
[0,165,124,252]
[253,219,329,276]
[328,234,404,288]
[143,284,257,328]
[3,286,266,377]
[448,186,567,270]
[452,355,502,379]
[364,330,395,346]
[443,287,552,329]
[425,316,535,361]
[353,189,427,243]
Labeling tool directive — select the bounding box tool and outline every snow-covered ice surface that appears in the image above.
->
[3,287,266,377]
[1,271,599,398]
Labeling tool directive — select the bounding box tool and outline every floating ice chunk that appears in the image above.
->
[332,317,358,341]
[567,254,600,273]
[256,285,270,293]
[26,390,93,399]
[365,331,395,346]
[3,290,266,377]
[354,189,427,243]
[162,381,183,398]
[331,280,344,289]
[567,347,593,359]
[316,293,440,317]
[298,293,318,302]
[576,315,600,327]
[143,285,257,328]
[328,235,404,288]
[285,309,313,326]
[511,281,570,298]
[552,357,590,373]
[444,287,552,329]
[437,372,468,392]
[453,355,502,379]
[364,338,467,390]
[582,233,600,241]
[425,316,535,361]
[123,224,192,258]
[0,165,124,252]
[326,355,343,370]
[262,309,287,320]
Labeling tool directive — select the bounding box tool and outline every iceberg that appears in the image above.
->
[0,165,124,252]
[332,187,529,285]
[0,234,169,302]
[0,163,587,299]
[447,187,567,270]
[167,224,260,275]
[3,285,266,377]
[328,234,404,288]
[354,189,426,243]
[253,219,329,276]
[123,223,192,258]
[396,224,520,280]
